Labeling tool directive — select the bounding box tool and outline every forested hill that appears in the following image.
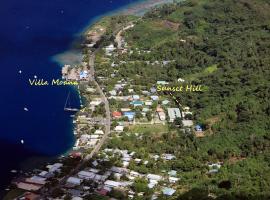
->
[121,0,270,199]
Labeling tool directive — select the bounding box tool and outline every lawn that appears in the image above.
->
[128,124,169,135]
[186,64,218,81]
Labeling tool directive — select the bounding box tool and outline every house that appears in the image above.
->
[150,87,157,93]
[182,120,194,127]
[104,180,122,188]
[130,100,143,107]
[68,189,83,197]
[105,44,116,55]
[90,99,102,106]
[112,111,122,119]
[79,70,88,80]
[16,182,42,191]
[183,106,190,111]
[168,170,177,177]
[90,135,100,139]
[78,171,95,180]
[169,177,179,183]
[109,90,117,96]
[114,125,124,132]
[67,177,83,186]
[156,107,164,112]
[142,107,150,113]
[157,81,169,85]
[124,112,135,121]
[38,171,53,179]
[208,162,222,169]
[94,130,104,135]
[23,192,41,200]
[25,176,46,185]
[142,90,150,95]
[121,108,131,112]
[162,187,176,196]
[158,111,166,121]
[87,139,99,146]
[128,89,134,93]
[46,163,63,173]
[97,188,109,196]
[145,100,153,106]
[162,154,176,160]
[132,95,140,100]
[110,166,129,174]
[150,96,159,101]
[86,87,96,93]
[162,100,170,105]
[177,78,185,82]
[208,169,219,174]
[72,197,83,200]
[168,108,181,122]
[195,125,203,132]
[147,174,162,181]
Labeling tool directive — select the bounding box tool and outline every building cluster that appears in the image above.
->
[62,64,90,82]
[62,148,180,199]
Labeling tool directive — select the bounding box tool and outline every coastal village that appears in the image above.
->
[6,7,222,200]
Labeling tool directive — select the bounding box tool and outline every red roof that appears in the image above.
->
[70,152,82,158]
[156,107,164,112]
[112,111,122,118]
[97,189,109,196]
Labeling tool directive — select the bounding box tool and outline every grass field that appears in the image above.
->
[187,64,218,81]
[128,124,169,135]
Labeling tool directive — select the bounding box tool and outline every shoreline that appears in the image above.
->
[53,0,177,67]
[55,0,179,156]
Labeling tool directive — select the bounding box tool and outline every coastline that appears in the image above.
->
[3,0,178,198]
[54,0,179,156]
[53,0,177,67]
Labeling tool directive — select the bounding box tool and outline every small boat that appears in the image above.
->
[64,92,79,112]
[21,139,24,144]
[24,107,29,111]
[10,170,17,173]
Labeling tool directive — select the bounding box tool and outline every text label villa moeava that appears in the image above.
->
[29,79,78,86]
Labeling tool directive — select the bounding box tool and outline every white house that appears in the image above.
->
[114,125,124,132]
[67,177,83,186]
[168,108,181,122]
[94,130,104,135]
[158,111,166,121]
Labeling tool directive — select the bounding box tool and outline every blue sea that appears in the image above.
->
[0,0,141,196]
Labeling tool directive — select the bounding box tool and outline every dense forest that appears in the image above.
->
[104,0,270,199]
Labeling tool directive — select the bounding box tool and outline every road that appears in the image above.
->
[42,51,110,198]
[85,52,111,160]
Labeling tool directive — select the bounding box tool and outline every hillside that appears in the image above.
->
[115,0,270,199]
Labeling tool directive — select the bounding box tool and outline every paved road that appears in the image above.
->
[85,53,111,160]
[42,51,110,198]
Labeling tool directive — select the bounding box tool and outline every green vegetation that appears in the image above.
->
[102,0,270,199]
[3,189,25,200]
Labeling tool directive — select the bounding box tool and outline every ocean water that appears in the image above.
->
[0,0,140,195]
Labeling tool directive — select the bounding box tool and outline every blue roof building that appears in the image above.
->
[79,71,88,79]
[195,125,203,131]
[124,112,135,121]
[130,101,143,107]
[162,187,176,196]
